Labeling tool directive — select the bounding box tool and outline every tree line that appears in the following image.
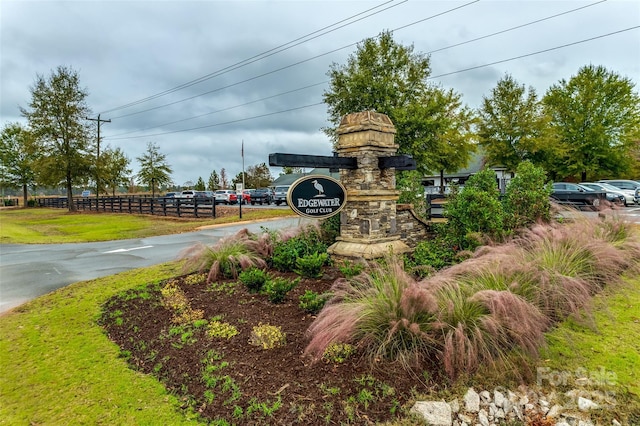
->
[2,31,639,210]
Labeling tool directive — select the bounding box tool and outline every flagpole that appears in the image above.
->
[241,140,245,191]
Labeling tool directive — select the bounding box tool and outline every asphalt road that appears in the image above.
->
[0,217,311,314]
[1,207,638,314]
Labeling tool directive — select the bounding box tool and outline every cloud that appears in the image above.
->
[2,0,638,187]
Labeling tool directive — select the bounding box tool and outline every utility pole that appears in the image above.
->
[87,114,111,205]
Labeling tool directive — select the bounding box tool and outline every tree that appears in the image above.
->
[208,170,220,191]
[100,146,131,196]
[477,74,548,171]
[542,65,640,181]
[220,168,229,189]
[0,123,39,205]
[281,166,303,175]
[136,142,173,195]
[195,177,206,191]
[398,87,477,191]
[232,162,273,188]
[323,31,475,176]
[20,66,93,211]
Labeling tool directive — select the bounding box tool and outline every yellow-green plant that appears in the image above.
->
[206,321,239,339]
[184,273,207,285]
[249,323,286,349]
[322,342,356,363]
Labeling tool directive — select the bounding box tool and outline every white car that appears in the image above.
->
[581,182,634,206]
[597,180,640,205]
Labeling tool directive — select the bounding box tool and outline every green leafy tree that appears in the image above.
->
[233,163,273,188]
[323,31,475,176]
[208,170,220,191]
[399,87,477,190]
[100,146,131,196]
[20,66,94,211]
[478,74,548,171]
[0,123,39,205]
[543,65,640,181]
[194,177,206,191]
[136,142,173,194]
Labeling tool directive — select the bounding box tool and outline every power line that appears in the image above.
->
[99,0,406,115]
[107,0,480,120]
[430,26,639,80]
[105,25,639,142]
[107,103,325,140]
[106,0,607,133]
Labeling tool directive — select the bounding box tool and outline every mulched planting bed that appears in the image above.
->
[99,267,439,425]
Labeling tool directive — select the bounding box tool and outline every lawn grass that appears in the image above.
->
[0,263,197,425]
[0,207,295,243]
[540,275,640,397]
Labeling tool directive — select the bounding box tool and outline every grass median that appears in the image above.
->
[0,207,295,244]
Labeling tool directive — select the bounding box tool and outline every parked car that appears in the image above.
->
[214,190,238,205]
[178,190,196,199]
[551,183,606,209]
[581,182,632,206]
[162,192,178,205]
[597,179,640,204]
[250,188,272,205]
[273,185,291,206]
[239,190,252,205]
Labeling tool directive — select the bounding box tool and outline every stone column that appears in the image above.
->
[327,111,411,259]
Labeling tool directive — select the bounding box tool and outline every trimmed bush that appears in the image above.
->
[271,227,328,272]
[264,277,299,304]
[294,252,329,278]
[238,267,270,293]
[299,290,332,314]
[503,161,553,230]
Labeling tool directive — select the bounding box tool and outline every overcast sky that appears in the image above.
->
[1,0,638,188]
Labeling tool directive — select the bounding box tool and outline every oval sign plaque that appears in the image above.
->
[287,175,347,219]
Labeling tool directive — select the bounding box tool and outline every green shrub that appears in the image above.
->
[271,228,328,272]
[238,267,269,293]
[503,161,552,230]
[408,235,458,273]
[264,277,300,304]
[445,168,505,245]
[298,290,332,314]
[319,214,340,244]
[294,252,329,278]
[338,260,364,278]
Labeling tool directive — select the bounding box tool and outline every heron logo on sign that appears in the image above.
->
[287,175,347,219]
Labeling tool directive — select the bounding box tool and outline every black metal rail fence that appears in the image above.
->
[37,196,220,218]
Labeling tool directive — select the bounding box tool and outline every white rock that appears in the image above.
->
[495,408,505,419]
[556,422,570,426]
[458,414,473,424]
[410,401,452,426]
[525,403,535,412]
[449,398,460,413]
[578,421,594,426]
[480,390,491,404]
[612,419,622,426]
[513,405,524,421]
[577,397,599,411]
[488,403,497,418]
[502,398,513,415]
[478,409,490,426]
[464,388,480,413]
[493,390,505,408]
[547,404,563,418]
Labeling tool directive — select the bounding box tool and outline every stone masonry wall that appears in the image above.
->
[396,204,432,248]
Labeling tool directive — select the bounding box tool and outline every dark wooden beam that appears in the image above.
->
[269,153,357,169]
[378,155,416,171]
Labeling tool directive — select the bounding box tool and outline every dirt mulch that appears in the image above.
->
[99,267,441,425]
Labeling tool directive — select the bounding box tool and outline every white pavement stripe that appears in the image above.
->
[103,245,154,254]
